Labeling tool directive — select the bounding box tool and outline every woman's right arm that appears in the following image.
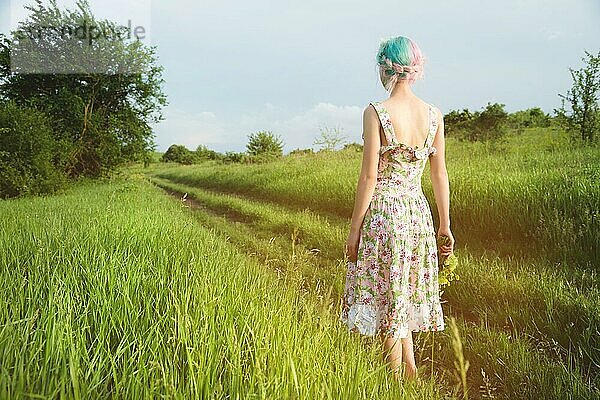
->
[429,107,455,256]
[345,105,381,261]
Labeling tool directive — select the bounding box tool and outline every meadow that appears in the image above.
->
[0,176,446,399]
[139,126,599,399]
[1,126,598,399]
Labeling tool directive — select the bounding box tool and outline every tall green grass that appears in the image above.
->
[0,176,445,399]
[135,126,600,398]
[145,173,599,399]
[145,128,599,267]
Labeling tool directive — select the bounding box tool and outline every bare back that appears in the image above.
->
[379,98,431,150]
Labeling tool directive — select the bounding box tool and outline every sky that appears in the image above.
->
[1,0,599,153]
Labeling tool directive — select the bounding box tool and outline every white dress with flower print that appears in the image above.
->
[340,101,445,339]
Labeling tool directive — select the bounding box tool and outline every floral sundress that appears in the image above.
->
[340,100,445,339]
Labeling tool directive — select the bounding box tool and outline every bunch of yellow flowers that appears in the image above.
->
[437,235,459,288]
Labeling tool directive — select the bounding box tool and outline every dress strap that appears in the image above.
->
[369,101,396,146]
[424,104,438,148]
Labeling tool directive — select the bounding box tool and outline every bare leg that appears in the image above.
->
[379,330,418,381]
[401,332,418,379]
[380,331,403,380]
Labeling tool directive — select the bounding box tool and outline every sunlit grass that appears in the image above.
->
[144,173,599,399]
[3,125,597,399]
[0,177,444,399]
[136,126,600,398]
[144,127,599,267]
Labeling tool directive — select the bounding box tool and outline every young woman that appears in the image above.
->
[340,36,455,381]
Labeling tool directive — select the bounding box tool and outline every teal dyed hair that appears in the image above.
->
[376,36,425,89]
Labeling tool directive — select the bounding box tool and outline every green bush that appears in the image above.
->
[0,1,167,178]
[444,109,474,138]
[246,130,283,157]
[342,142,363,152]
[452,102,509,144]
[222,151,248,163]
[508,108,552,129]
[247,153,282,164]
[0,101,66,198]
[195,144,223,161]
[288,148,315,156]
[161,144,197,164]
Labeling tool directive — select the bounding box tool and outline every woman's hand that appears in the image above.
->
[437,227,455,257]
[345,229,361,262]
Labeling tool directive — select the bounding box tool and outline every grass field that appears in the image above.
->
[135,127,598,399]
[0,176,452,399]
[1,126,598,399]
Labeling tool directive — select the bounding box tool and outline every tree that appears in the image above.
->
[246,130,283,157]
[444,109,473,137]
[507,107,551,129]
[195,144,222,161]
[0,0,167,178]
[0,100,66,198]
[452,102,509,144]
[554,50,600,145]
[469,102,509,143]
[161,144,196,164]
[313,125,348,151]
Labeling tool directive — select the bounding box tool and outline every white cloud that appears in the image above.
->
[236,102,363,153]
[152,106,228,152]
[153,102,364,153]
[283,103,364,150]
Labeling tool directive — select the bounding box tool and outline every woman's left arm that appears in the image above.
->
[345,105,381,261]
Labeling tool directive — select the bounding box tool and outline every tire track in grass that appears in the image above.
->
[147,168,599,292]
[150,176,345,300]
[148,174,600,399]
[150,174,600,366]
[3,176,448,399]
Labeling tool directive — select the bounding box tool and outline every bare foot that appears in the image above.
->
[391,365,419,382]
[404,364,419,381]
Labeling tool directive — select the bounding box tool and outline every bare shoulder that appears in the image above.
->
[363,103,378,119]
[361,103,381,140]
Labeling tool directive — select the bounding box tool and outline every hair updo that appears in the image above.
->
[376,36,426,91]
